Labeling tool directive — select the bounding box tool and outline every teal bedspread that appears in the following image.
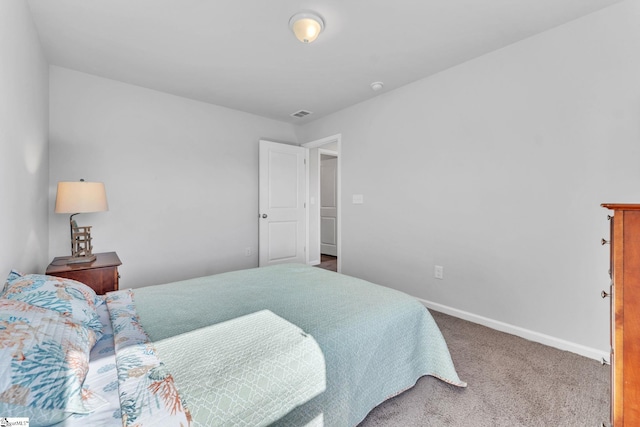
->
[132,264,466,426]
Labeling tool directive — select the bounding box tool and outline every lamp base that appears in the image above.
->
[65,254,97,265]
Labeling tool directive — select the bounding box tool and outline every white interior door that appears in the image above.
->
[259,140,307,267]
[320,155,337,256]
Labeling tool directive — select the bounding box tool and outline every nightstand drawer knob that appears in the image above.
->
[601,290,610,298]
[601,238,610,245]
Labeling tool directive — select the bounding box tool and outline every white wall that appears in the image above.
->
[0,0,49,276]
[49,67,297,288]
[296,0,640,357]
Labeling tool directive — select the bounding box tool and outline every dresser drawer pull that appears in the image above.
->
[601,238,610,245]
[601,357,610,366]
[601,290,610,298]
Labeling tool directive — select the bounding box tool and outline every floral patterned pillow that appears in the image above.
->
[3,273,104,339]
[0,299,105,425]
[0,269,22,296]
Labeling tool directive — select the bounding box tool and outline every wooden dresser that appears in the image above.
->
[602,204,640,426]
[46,251,121,295]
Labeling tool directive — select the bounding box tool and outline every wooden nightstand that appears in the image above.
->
[46,252,122,295]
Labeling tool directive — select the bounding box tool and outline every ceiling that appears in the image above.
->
[27,0,621,124]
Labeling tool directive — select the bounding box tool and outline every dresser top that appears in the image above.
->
[601,203,640,210]
[46,251,121,273]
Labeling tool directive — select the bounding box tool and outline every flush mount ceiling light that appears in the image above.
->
[289,11,324,43]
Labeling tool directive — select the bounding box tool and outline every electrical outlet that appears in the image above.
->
[434,265,444,280]
[245,247,253,257]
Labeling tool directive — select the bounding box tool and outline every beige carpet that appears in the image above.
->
[358,310,610,427]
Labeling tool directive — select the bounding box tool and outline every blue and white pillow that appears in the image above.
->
[0,299,105,426]
[2,273,104,339]
[0,269,22,296]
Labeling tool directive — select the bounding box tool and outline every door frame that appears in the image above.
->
[302,134,342,273]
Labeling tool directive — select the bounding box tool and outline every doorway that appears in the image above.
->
[302,134,341,273]
[319,152,338,271]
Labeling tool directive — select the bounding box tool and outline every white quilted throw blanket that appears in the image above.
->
[154,309,326,427]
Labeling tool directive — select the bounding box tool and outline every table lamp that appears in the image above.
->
[54,179,108,264]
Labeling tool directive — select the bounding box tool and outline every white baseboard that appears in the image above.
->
[418,298,609,362]
[309,259,320,266]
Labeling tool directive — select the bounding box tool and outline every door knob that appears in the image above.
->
[262,214,268,219]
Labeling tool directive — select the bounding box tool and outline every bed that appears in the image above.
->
[0,263,465,426]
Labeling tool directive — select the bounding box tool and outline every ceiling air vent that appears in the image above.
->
[290,110,313,118]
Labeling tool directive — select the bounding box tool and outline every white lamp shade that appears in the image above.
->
[289,12,324,43]
[55,181,108,214]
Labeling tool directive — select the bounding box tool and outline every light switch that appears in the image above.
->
[352,194,364,204]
